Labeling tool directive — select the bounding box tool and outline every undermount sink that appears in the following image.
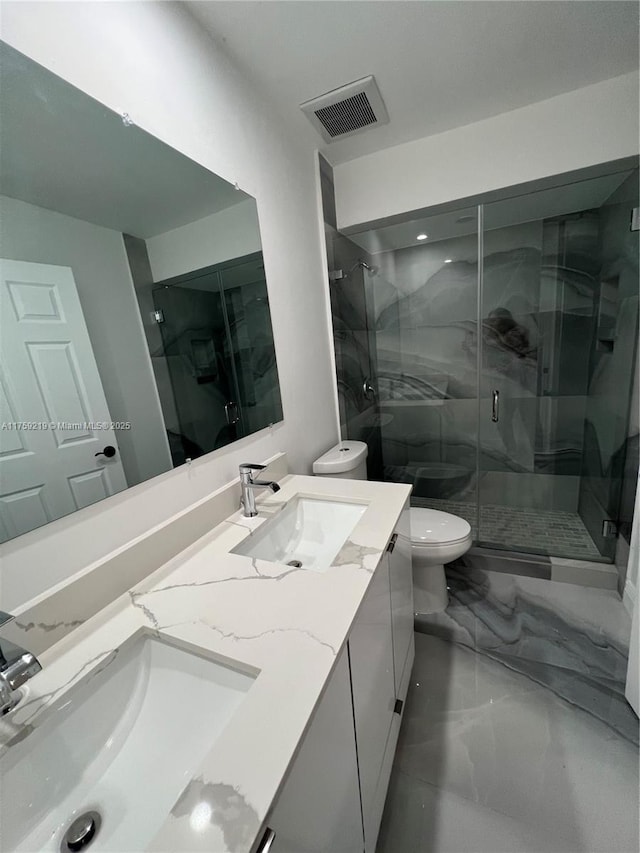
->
[232,496,367,571]
[1,635,254,852]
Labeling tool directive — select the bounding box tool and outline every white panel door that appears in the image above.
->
[0,259,127,542]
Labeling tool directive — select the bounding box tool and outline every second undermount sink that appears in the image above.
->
[232,496,368,571]
[1,634,254,852]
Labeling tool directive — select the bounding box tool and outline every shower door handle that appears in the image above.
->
[363,378,376,401]
[491,390,499,422]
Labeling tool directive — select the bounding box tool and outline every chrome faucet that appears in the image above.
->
[0,611,42,715]
[239,463,281,517]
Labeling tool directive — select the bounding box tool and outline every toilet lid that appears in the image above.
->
[410,507,471,545]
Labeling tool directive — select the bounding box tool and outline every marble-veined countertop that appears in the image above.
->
[0,474,411,853]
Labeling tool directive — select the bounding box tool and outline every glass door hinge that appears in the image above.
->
[602,519,618,538]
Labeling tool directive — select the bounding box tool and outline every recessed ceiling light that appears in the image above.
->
[416,233,428,241]
[444,258,453,263]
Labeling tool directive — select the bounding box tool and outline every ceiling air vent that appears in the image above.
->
[300,76,389,143]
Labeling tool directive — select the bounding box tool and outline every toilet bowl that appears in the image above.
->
[407,508,472,613]
[313,441,472,614]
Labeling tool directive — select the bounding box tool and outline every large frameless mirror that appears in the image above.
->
[0,42,283,546]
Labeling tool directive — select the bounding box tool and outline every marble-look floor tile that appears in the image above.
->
[378,633,639,853]
[378,769,591,853]
[461,568,632,652]
[416,568,637,743]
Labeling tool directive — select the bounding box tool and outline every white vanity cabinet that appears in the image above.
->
[388,503,415,701]
[264,645,364,853]
[260,506,414,853]
[349,503,414,853]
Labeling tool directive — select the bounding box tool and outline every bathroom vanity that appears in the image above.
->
[0,473,413,853]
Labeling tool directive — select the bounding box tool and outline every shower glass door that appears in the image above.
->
[477,168,639,559]
[372,203,480,531]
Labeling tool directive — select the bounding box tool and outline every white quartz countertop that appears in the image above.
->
[0,474,411,853]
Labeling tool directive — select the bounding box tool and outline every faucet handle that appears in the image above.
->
[2,652,41,690]
[239,462,266,472]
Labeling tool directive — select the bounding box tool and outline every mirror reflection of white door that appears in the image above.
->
[0,259,128,543]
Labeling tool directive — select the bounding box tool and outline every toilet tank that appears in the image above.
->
[312,441,368,480]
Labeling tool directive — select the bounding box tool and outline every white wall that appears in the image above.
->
[0,1,339,608]
[335,72,640,229]
[146,197,262,282]
[0,194,172,487]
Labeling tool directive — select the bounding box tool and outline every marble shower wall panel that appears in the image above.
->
[379,399,477,501]
[478,472,580,511]
[535,396,590,475]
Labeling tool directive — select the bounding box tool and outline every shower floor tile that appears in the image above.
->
[411,498,603,560]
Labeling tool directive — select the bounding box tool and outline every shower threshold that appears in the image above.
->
[460,546,552,580]
[451,545,619,591]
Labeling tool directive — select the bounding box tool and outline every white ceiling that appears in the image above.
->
[188,1,640,166]
[0,43,249,239]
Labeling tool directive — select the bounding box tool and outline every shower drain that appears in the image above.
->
[287,559,303,568]
[61,811,101,852]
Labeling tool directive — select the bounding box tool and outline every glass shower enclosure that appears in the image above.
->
[340,163,639,563]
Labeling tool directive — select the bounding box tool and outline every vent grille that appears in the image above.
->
[315,92,377,138]
[300,76,389,143]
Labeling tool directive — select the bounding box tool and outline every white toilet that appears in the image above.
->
[312,441,473,613]
[405,507,472,613]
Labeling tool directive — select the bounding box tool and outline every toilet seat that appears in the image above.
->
[409,507,471,547]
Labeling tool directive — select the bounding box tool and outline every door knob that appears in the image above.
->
[95,445,116,458]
